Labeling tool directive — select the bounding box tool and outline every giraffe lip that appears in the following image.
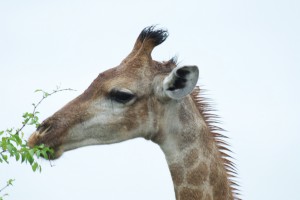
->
[39,143,65,160]
[28,129,65,160]
[47,146,64,160]
[35,144,64,160]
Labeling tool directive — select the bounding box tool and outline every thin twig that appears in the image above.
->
[0,183,10,193]
[0,185,8,193]
[15,88,75,135]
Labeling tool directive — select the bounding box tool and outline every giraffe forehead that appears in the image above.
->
[83,54,176,100]
[100,69,147,89]
[98,63,168,90]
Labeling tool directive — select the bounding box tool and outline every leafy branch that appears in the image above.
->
[0,86,75,198]
[0,179,14,200]
[16,87,75,135]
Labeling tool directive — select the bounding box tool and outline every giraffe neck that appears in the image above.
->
[163,141,233,200]
[152,96,234,200]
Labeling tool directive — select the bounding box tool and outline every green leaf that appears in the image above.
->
[32,162,38,172]
[6,128,13,133]
[22,112,29,118]
[21,153,26,163]
[14,134,22,145]
[41,150,49,159]
[7,179,15,186]
[34,89,42,93]
[35,150,41,158]
[26,153,34,165]
[15,152,20,161]
[1,154,8,163]
[28,149,35,157]
[6,143,15,155]
[1,138,7,150]
[43,92,50,97]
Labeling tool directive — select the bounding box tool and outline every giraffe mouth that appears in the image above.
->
[28,124,67,160]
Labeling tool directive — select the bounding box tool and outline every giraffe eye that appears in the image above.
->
[109,89,135,104]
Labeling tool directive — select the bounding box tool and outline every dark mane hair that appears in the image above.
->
[138,25,169,46]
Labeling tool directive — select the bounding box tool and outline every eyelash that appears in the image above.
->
[109,89,135,104]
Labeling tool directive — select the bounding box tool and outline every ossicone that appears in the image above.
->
[138,25,169,47]
[123,26,169,64]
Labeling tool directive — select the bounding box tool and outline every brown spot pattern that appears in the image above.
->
[186,162,209,185]
[209,162,232,200]
[179,104,193,124]
[178,131,198,150]
[169,163,184,186]
[179,187,204,200]
[204,194,213,200]
[184,148,199,168]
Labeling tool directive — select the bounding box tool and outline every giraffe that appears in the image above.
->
[28,26,239,200]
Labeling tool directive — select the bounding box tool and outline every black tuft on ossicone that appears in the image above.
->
[138,25,169,46]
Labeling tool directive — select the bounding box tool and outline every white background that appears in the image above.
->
[0,1,299,199]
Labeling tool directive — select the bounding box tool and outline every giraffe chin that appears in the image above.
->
[47,146,64,160]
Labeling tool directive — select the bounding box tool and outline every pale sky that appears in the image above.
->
[0,1,299,200]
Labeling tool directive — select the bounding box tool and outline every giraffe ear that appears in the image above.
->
[163,65,199,99]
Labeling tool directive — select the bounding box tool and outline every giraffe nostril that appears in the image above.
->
[36,123,52,135]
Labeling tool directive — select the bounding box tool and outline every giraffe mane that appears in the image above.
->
[190,86,241,200]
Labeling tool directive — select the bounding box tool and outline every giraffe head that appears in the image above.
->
[28,26,199,159]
